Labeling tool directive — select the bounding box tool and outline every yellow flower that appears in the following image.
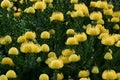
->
[50,12,64,21]
[4,35,12,44]
[0,75,8,80]
[74,32,87,42]
[113,24,120,30]
[49,59,64,69]
[99,1,108,9]
[14,12,21,17]
[36,57,42,63]
[104,52,112,60]
[69,11,84,18]
[78,70,90,78]
[8,47,19,55]
[86,26,100,36]
[26,7,35,14]
[49,29,55,35]
[39,74,49,80]
[115,41,120,47]
[101,36,115,46]
[41,44,50,52]
[57,73,64,80]
[98,33,109,39]
[0,38,7,45]
[17,35,26,43]
[69,54,80,62]
[62,49,75,56]
[111,17,119,22]
[59,56,70,64]
[107,4,114,9]
[112,11,120,17]
[34,1,46,11]
[97,19,104,24]
[43,0,53,3]
[66,29,75,35]
[48,52,57,58]
[40,31,50,39]
[6,70,17,78]
[65,37,78,45]
[117,73,120,79]
[89,11,102,21]
[70,0,78,3]
[103,9,113,15]
[45,57,57,64]
[1,0,11,8]
[91,66,99,74]
[25,31,36,40]
[1,57,14,66]
[102,70,117,80]
[90,1,97,7]
[79,77,90,80]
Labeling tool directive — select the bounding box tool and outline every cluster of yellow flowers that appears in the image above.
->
[0,35,12,45]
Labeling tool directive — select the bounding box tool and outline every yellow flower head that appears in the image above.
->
[41,44,50,52]
[49,29,55,35]
[91,66,99,74]
[89,11,102,21]
[117,73,120,79]
[57,73,64,80]
[0,37,7,45]
[1,0,11,8]
[115,41,120,47]
[97,19,104,24]
[6,70,17,78]
[36,57,42,63]
[70,0,78,4]
[103,9,113,15]
[50,12,64,21]
[59,56,70,64]
[104,52,112,60]
[4,35,12,44]
[8,47,19,55]
[90,1,97,7]
[99,1,108,9]
[48,52,57,58]
[34,1,46,11]
[111,17,120,22]
[78,70,90,78]
[62,49,75,56]
[113,24,120,30]
[40,31,50,39]
[74,32,87,42]
[25,7,35,14]
[112,11,120,17]
[43,0,53,3]
[79,77,90,80]
[70,11,84,18]
[17,35,26,43]
[1,57,14,66]
[14,12,21,17]
[49,59,64,69]
[25,31,36,40]
[0,75,8,80]
[45,57,57,64]
[65,37,78,45]
[66,29,75,35]
[102,69,117,80]
[69,54,80,62]
[98,33,109,39]
[39,74,49,80]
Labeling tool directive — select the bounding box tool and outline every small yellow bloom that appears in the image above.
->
[102,70,117,80]
[48,52,57,58]
[59,56,70,64]
[117,73,120,79]
[70,0,78,3]
[4,35,12,44]
[69,54,80,62]
[90,1,97,7]
[66,29,75,35]
[103,9,113,15]
[14,12,21,17]
[98,33,109,39]
[1,57,14,66]
[111,17,119,22]
[0,75,8,80]
[70,11,84,18]
[45,57,57,64]
[57,73,64,80]
[26,7,35,14]
[91,66,99,74]
[34,1,46,11]
[49,29,55,35]
[99,1,108,9]
[79,77,90,80]
[112,11,120,17]
[36,57,42,63]
[104,52,112,60]
[49,59,64,69]
[115,41,120,47]
[39,74,49,80]
[41,44,50,52]
[6,70,17,78]
[8,47,19,55]
[43,0,53,3]
[113,24,120,30]
[78,70,90,78]
[40,31,50,39]
[65,37,78,45]
[17,35,26,43]
[97,19,104,24]
[89,11,102,21]
[74,32,87,42]
[50,12,64,21]
[62,49,75,56]
[1,0,11,8]
[25,31,36,40]
[0,38,7,45]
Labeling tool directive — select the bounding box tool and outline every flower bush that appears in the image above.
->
[0,0,120,80]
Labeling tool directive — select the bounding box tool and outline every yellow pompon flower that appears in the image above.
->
[43,0,53,3]
[4,35,12,44]
[113,24,120,30]
[34,1,46,11]
[59,56,70,64]
[17,35,26,43]
[66,29,75,35]
[69,54,80,62]
[97,19,104,24]
[39,74,49,80]
[86,26,100,36]
[117,73,120,79]
[115,41,120,47]
[74,3,89,16]
[112,34,120,41]
[57,73,64,80]
[40,31,50,39]
[14,12,21,17]
[62,49,75,56]
[1,57,14,66]
[102,70,117,80]
[50,12,64,21]
[103,9,113,15]
[90,1,97,7]
[91,66,99,74]
[48,52,57,58]
[41,44,50,52]
[26,7,35,14]
[8,47,19,55]
[49,29,55,35]
[89,11,102,21]
[36,57,42,63]
[6,70,17,78]
[111,17,119,22]
[49,59,64,69]
[0,75,8,80]
[65,37,78,45]
[1,0,11,8]
[25,31,36,40]
[0,38,7,45]
[98,33,109,40]
[99,1,108,9]
[104,52,112,60]
[70,11,84,18]
[101,36,115,46]
[112,11,120,17]
[70,0,78,3]
[79,77,91,80]
[74,32,87,42]
[78,70,90,78]
[45,57,57,64]
[19,0,24,4]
